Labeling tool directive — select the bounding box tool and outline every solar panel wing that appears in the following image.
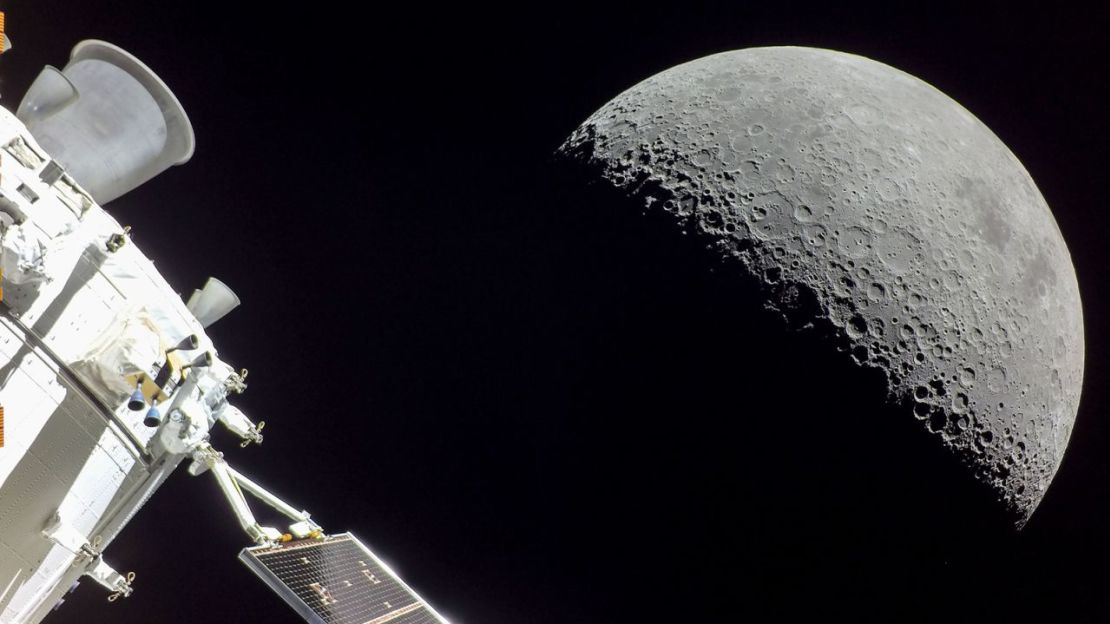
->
[239,533,449,624]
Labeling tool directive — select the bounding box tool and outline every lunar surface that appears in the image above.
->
[557,47,1084,524]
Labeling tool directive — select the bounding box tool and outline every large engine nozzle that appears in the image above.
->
[17,40,195,204]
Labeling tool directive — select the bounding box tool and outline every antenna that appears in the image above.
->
[16,40,195,204]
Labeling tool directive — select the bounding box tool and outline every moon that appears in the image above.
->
[557,47,1083,525]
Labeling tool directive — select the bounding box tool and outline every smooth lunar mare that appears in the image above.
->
[558,47,1084,524]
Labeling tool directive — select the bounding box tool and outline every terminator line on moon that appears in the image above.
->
[558,47,1084,524]
[0,12,1087,624]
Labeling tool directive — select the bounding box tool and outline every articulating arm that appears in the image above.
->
[189,443,322,544]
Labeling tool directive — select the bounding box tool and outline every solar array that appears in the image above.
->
[240,533,448,624]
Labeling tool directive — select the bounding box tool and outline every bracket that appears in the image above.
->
[42,516,135,600]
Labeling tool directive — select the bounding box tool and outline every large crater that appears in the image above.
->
[556,46,1084,525]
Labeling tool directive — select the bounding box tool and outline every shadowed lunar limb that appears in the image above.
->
[557,47,1084,525]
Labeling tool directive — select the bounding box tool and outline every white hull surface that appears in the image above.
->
[0,104,237,623]
[0,32,451,624]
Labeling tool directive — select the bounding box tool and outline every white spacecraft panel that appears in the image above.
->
[0,353,145,623]
[0,95,231,623]
[0,319,69,487]
[0,32,430,624]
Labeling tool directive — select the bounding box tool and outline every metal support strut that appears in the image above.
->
[190,443,322,544]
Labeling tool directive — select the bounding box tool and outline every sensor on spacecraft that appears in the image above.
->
[0,16,447,624]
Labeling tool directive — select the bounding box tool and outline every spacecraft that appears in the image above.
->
[0,17,448,624]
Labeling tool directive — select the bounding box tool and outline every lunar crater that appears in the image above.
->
[557,47,1084,524]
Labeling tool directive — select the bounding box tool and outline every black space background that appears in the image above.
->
[1,2,1109,623]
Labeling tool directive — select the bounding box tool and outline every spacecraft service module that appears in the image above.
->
[0,16,448,624]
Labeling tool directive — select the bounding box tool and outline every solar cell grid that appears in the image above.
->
[240,533,447,624]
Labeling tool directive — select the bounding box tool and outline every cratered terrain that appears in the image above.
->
[557,47,1084,526]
